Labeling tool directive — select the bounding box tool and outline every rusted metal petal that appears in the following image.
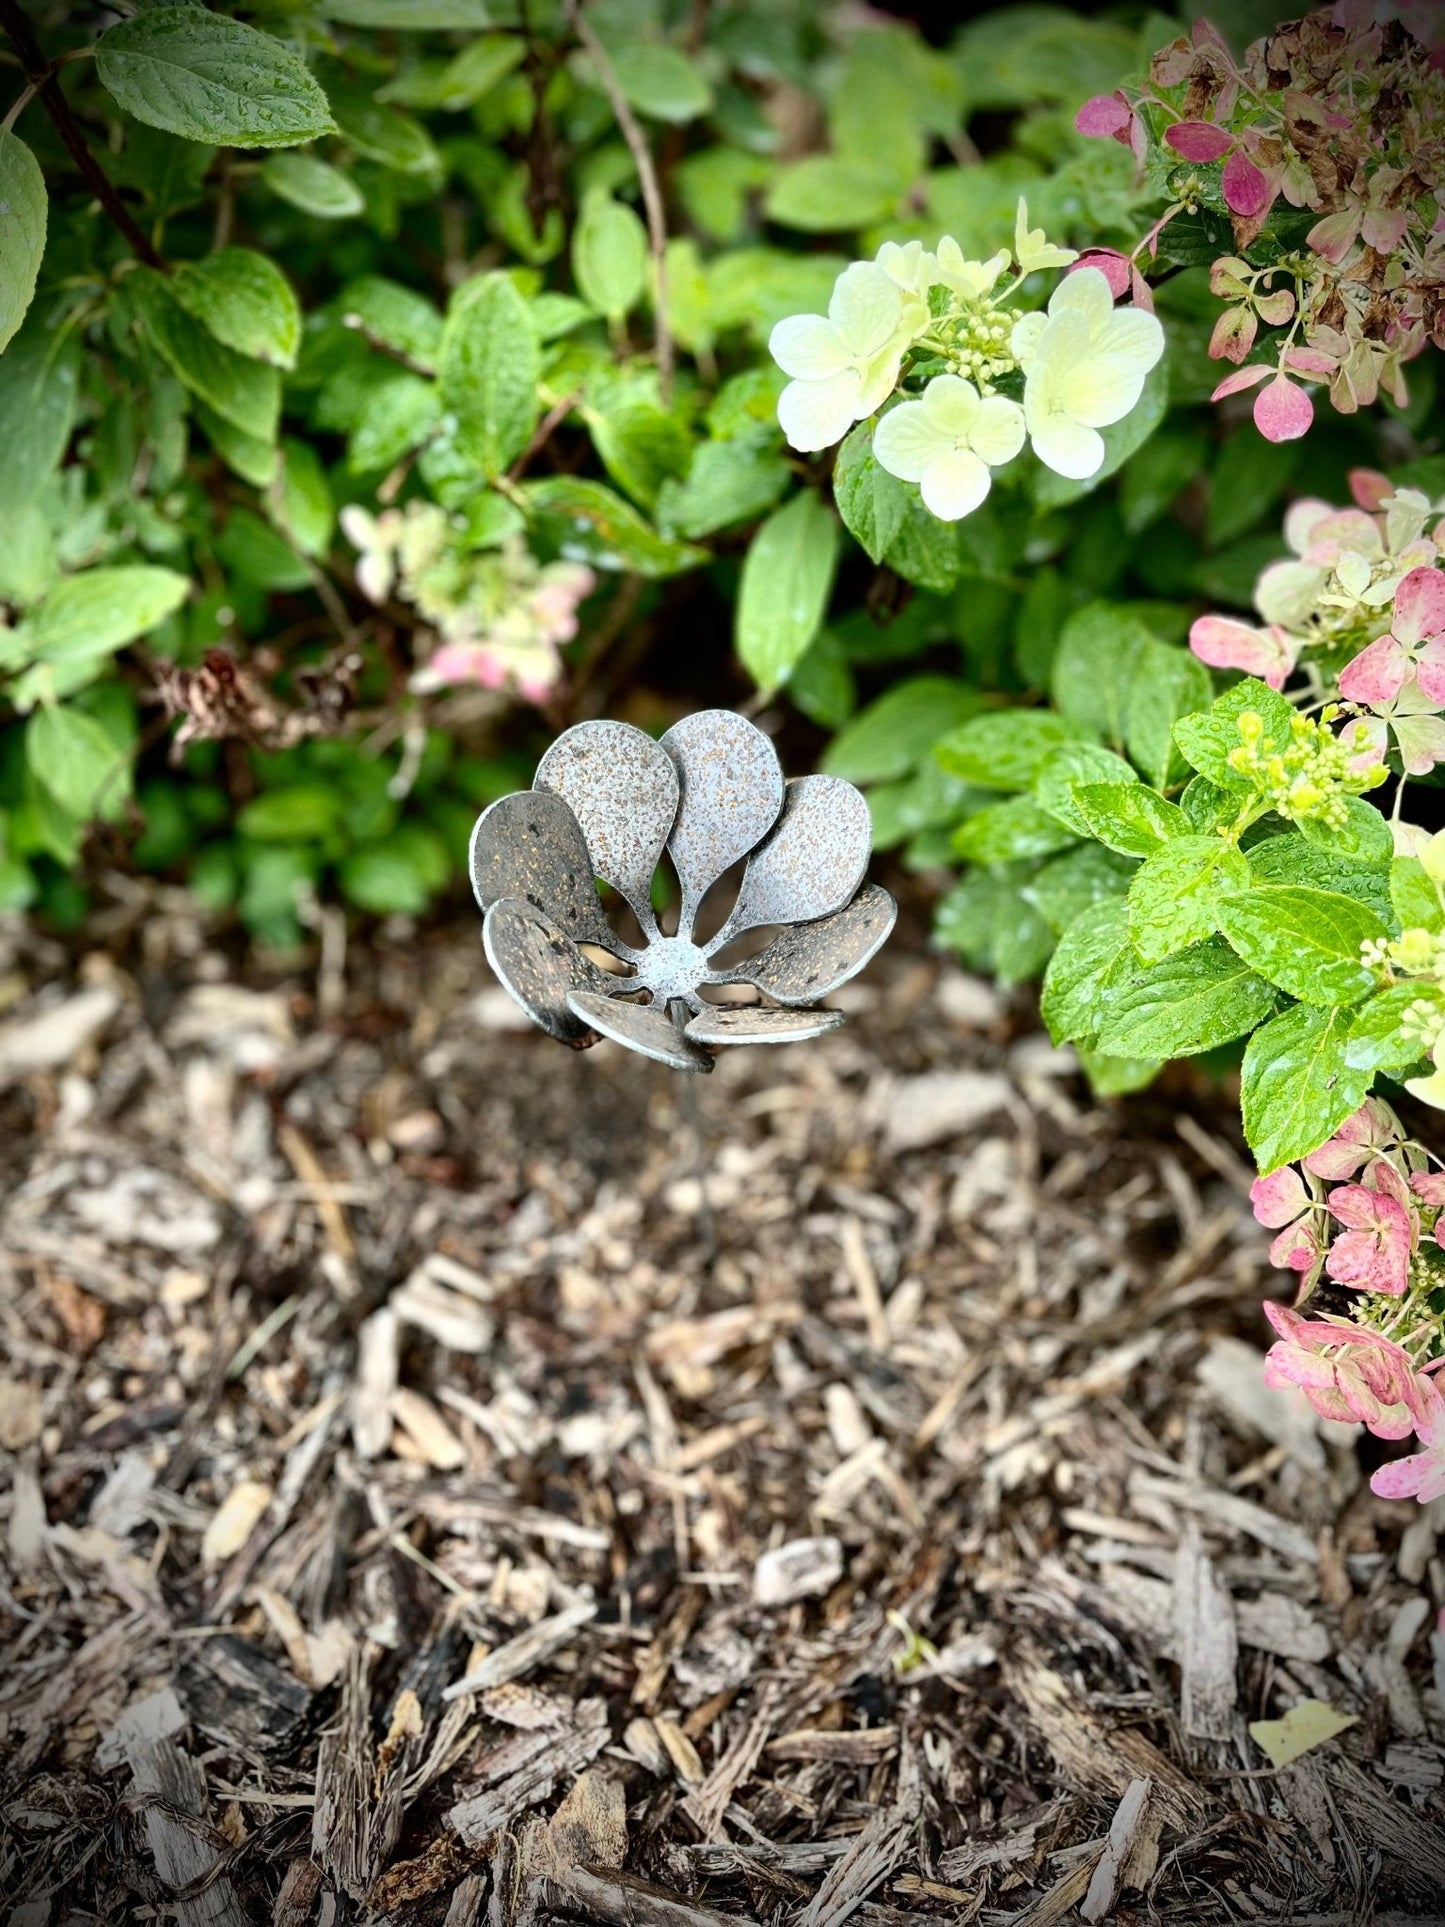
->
[660,710,784,934]
[535,721,678,931]
[712,884,896,1005]
[685,1005,845,1046]
[708,775,873,949]
[483,898,620,1042]
[567,990,714,1072]
[470,791,618,951]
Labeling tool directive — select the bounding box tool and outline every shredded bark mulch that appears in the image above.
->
[2,902,1443,1926]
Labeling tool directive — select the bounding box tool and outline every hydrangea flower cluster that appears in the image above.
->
[768,204,1164,519]
[1077,6,1445,443]
[340,504,594,704]
[1251,1101,1445,1504]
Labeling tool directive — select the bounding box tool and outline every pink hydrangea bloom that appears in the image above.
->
[1250,1165,1324,1271]
[1303,1101,1400,1178]
[1264,1302,1430,1439]
[1370,1383,1445,1502]
[1166,120,1234,161]
[1222,150,1274,219]
[1254,373,1314,442]
[1324,1182,1416,1296]
[1410,1170,1445,1207]
[1076,93,1132,140]
[1338,567,1445,708]
[1189,614,1299,689]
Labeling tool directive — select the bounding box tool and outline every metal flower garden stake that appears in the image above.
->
[470,709,895,1072]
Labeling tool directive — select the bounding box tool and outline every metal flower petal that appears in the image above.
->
[472,709,891,1071]
[483,898,621,1042]
[660,709,785,934]
[534,720,679,932]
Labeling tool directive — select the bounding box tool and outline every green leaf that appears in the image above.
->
[316,0,492,22]
[602,42,713,123]
[1070,783,1190,857]
[1024,843,1136,933]
[132,269,281,439]
[438,273,538,479]
[1180,774,1237,833]
[521,477,704,578]
[1040,898,1131,1043]
[764,157,898,232]
[29,566,189,664]
[787,630,855,731]
[260,151,364,218]
[1391,855,1444,933]
[1096,937,1280,1059]
[429,36,527,109]
[0,131,46,355]
[96,10,334,148]
[1248,833,1395,922]
[952,797,1077,865]
[336,275,443,367]
[1050,601,1157,744]
[0,321,80,518]
[935,709,1084,790]
[572,191,648,321]
[327,82,438,173]
[1297,795,1392,869]
[1242,1003,1370,1173]
[1345,983,1443,1076]
[0,504,55,603]
[1173,677,1294,790]
[271,438,334,558]
[215,508,311,590]
[238,786,340,841]
[938,868,1054,985]
[25,704,127,819]
[582,369,692,509]
[1033,743,1137,836]
[1127,834,1249,963]
[1034,360,1168,508]
[172,248,301,369]
[822,677,982,784]
[656,437,790,539]
[1125,638,1213,790]
[834,423,906,565]
[341,828,446,914]
[347,370,440,473]
[736,492,839,692]
[195,400,277,486]
[1215,886,1387,1009]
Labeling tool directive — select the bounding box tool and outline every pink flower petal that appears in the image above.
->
[1075,93,1132,138]
[1307,206,1361,263]
[1338,634,1408,707]
[1166,119,1234,161]
[1392,565,1445,649]
[1129,265,1154,312]
[1284,345,1337,374]
[1211,365,1270,401]
[1349,468,1394,511]
[1209,305,1257,363]
[1416,640,1445,707]
[1253,374,1313,442]
[1410,1170,1445,1205]
[1251,1165,1310,1227]
[1270,1221,1321,1271]
[1223,151,1273,218]
[1190,614,1295,689]
[1068,248,1130,297]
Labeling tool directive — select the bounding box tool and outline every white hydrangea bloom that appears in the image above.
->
[873,375,1026,521]
[770,262,921,453]
[1012,267,1163,481]
[1013,198,1077,274]
[875,239,937,298]
[935,236,1010,301]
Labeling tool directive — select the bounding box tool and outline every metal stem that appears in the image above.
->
[671,1002,716,1267]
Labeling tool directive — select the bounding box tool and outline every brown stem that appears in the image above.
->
[0,0,165,270]
[507,388,582,481]
[568,3,674,404]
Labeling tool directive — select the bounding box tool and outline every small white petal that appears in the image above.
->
[1010,311,1047,368]
[769,313,849,381]
[1056,351,1148,427]
[855,347,906,417]
[356,551,395,604]
[777,372,863,452]
[1046,264,1114,333]
[968,394,1027,466]
[919,374,981,438]
[1098,306,1165,371]
[828,261,904,359]
[873,400,943,482]
[920,448,992,521]
[1028,409,1105,480]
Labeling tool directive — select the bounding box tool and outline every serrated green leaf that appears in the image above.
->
[0,321,80,518]
[1248,833,1395,924]
[1173,676,1294,790]
[172,247,301,369]
[1034,743,1138,837]
[1070,782,1190,857]
[0,131,46,355]
[25,704,128,819]
[1242,1003,1370,1173]
[1297,795,1392,869]
[834,422,905,565]
[1078,1047,1163,1095]
[656,437,790,539]
[1096,937,1280,1058]
[29,566,189,663]
[1040,897,1132,1044]
[952,796,1077,865]
[736,491,839,692]
[1125,637,1213,789]
[1128,833,1249,962]
[1050,601,1156,744]
[1345,983,1443,1076]
[935,709,1084,790]
[315,0,491,21]
[97,10,334,148]
[1024,842,1136,933]
[522,476,704,578]
[1215,886,1386,1009]
[438,273,538,478]
[132,269,281,439]
[823,677,983,784]
[1391,855,1445,933]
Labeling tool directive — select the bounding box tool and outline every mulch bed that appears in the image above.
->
[2,898,1443,1926]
